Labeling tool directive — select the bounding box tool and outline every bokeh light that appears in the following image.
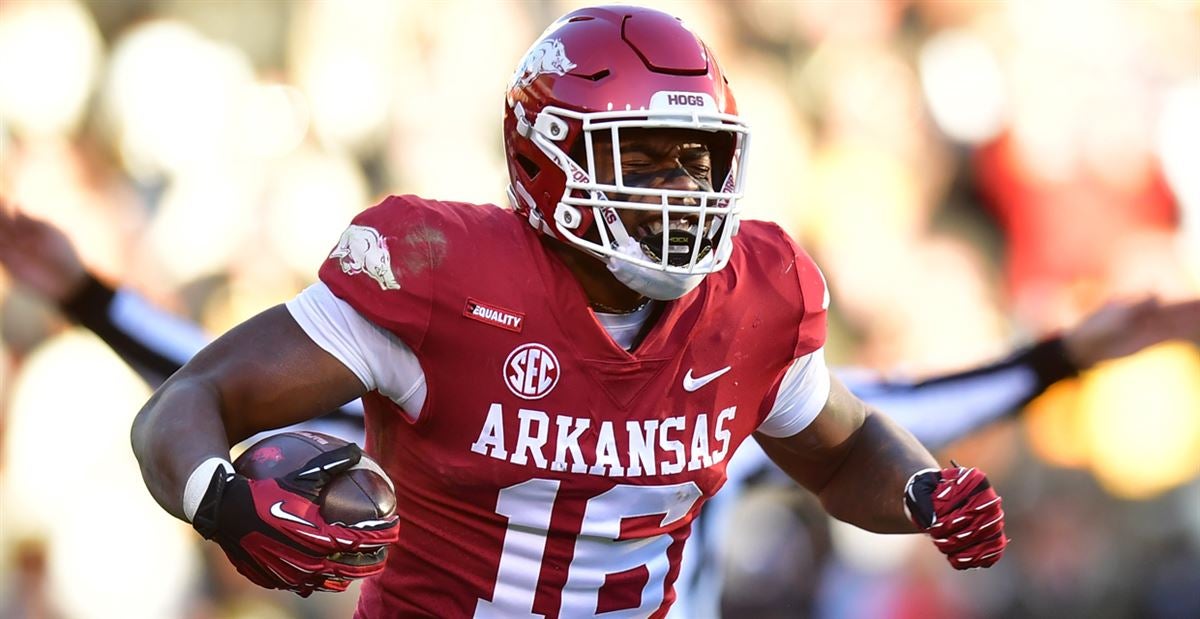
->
[105,19,256,179]
[263,146,369,277]
[1,331,196,619]
[1081,343,1200,499]
[1158,80,1200,274]
[919,29,1007,145]
[0,0,102,139]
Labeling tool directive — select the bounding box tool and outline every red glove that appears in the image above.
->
[904,463,1008,570]
[192,444,400,596]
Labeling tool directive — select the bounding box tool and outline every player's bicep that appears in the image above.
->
[177,304,367,443]
[754,375,868,494]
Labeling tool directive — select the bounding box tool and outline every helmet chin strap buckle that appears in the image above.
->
[555,204,583,230]
[534,112,568,141]
[511,102,566,142]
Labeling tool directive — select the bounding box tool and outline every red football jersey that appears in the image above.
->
[318,195,827,618]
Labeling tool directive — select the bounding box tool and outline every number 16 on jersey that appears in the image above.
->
[475,478,703,618]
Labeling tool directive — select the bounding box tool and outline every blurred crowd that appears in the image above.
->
[0,1,1198,618]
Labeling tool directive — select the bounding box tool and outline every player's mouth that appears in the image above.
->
[634,218,713,267]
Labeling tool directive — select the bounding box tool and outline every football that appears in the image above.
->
[234,431,396,525]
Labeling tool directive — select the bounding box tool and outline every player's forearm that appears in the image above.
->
[131,377,234,521]
[854,338,1078,450]
[61,272,200,383]
[816,410,937,533]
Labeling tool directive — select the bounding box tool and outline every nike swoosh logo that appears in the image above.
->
[682,366,732,392]
[270,501,316,528]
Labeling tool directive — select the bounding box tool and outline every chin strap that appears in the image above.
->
[606,238,708,300]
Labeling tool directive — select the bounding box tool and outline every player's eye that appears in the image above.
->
[683,153,711,178]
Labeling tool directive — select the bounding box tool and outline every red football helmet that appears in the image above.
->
[503,6,749,299]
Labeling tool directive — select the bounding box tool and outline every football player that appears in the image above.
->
[2,6,1102,616]
[127,9,1005,614]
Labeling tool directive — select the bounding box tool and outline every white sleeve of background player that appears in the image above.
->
[755,349,832,438]
[285,282,426,421]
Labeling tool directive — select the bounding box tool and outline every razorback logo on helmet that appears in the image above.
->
[328,224,401,291]
[511,38,576,89]
[504,343,560,400]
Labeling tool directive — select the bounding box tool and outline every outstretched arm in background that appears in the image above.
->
[0,200,206,382]
[0,201,366,430]
[0,198,86,302]
[849,297,1200,450]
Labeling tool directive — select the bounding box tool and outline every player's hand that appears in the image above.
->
[904,463,1008,570]
[0,199,88,303]
[1063,296,1200,369]
[192,444,400,596]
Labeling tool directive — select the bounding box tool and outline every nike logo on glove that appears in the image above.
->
[682,366,731,392]
[270,501,316,528]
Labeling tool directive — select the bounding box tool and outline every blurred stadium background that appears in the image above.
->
[0,0,1198,617]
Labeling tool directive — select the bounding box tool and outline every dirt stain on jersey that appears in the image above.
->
[397,226,448,275]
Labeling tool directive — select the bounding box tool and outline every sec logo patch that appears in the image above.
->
[504,343,560,400]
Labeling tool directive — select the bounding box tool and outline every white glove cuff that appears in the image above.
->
[183,457,234,522]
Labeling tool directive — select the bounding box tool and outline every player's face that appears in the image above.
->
[588,128,716,239]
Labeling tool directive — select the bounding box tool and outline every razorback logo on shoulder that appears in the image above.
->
[464,298,525,333]
[328,224,401,290]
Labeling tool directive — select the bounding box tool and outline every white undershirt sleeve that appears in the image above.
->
[285,283,427,421]
[755,348,832,438]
